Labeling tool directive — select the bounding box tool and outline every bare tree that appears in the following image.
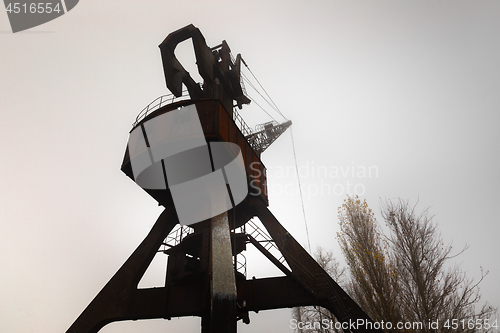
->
[336,196,403,328]
[381,199,497,333]
[293,196,497,332]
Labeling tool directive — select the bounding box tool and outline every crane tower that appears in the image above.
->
[66,24,383,333]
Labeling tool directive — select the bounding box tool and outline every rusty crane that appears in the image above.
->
[66,24,383,333]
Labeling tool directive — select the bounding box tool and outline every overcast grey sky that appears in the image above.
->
[1,1,500,332]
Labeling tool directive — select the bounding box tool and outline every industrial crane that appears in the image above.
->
[66,24,383,333]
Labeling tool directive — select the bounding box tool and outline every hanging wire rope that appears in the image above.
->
[242,74,280,115]
[244,95,277,122]
[243,66,286,120]
[241,62,287,121]
[290,127,312,253]
[240,59,312,253]
[221,52,315,287]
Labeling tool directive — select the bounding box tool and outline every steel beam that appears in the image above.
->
[208,211,237,333]
[237,276,316,312]
[66,209,178,333]
[255,205,384,333]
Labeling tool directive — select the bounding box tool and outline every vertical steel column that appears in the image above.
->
[209,210,237,333]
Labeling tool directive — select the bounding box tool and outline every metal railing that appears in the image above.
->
[160,224,194,251]
[232,107,253,137]
[133,90,192,127]
[235,253,247,277]
[132,91,254,133]
[245,219,288,267]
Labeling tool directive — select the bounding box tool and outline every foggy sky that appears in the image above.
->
[1,1,499,332]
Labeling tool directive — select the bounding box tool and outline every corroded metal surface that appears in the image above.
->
[121,99,269,211]
[209,211,237,332]
[159,24,250,110]
[67,24,383,333]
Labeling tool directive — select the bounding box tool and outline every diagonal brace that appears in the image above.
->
[255,206,384,333]
[66,209,179,333]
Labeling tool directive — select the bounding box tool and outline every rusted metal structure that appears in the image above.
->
[66,24,383,333]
